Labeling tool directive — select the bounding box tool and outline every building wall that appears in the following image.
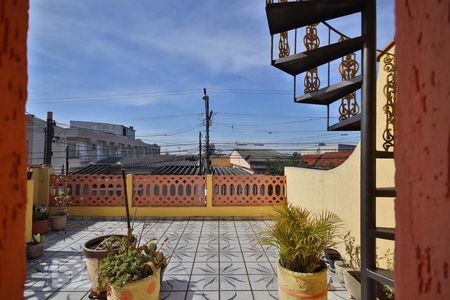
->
[299,143,356,155]
[0,1,29,297]
[70,120,135,140]
[229,150,251,169]
[395,0,450,298]
[285,46,397,264]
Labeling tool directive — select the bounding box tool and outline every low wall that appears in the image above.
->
[46,174,285,217]
[285,144,395,266]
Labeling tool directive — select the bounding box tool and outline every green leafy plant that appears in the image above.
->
[32,205,49,221]
[99,226,169,288]
[261,203,342,273]
[343,231,361,271]
[53,188,71,216]
[29,234,44,245]
[265,153,304,175]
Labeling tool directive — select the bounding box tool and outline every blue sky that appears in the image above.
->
[27,0,395,154]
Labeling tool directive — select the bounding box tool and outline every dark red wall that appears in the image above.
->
[395,0,450,298]
[0,0,29,298]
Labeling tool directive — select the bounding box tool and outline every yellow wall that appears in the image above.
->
[210,156,232,167]
[285,46,396,266]
[25,180,34,243]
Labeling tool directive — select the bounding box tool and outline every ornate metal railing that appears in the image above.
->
[212,175,286,206]
[382,52,396,151]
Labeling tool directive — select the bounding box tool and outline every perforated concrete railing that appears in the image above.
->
[132,175,207,207]
[50,175,124,206]
[212,175,286,206]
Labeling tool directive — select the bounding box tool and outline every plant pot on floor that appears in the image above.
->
[26,242,44,259]
[32,219,49,235]
[83,235,128,300]
[277,261,328,300]
[108,262,161,300]
[50,214,67,231]
[343,269,361,300]
[334,261,349,284]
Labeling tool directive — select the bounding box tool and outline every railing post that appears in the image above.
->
[206,175,213,208]
[126,174,134,216]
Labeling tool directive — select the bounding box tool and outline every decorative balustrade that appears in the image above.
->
[212,175,286,206]
[49,175,286,208]
[132,175,206,207]
[50,175,124,206]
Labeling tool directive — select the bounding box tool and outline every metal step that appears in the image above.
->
[366,268,394,287]
[295,75,362,105]
[376,151,394,159]
[373,227,395,240]
[375,187,396,197]
[266,0,365,35]
[328,113,361,131]
[273,37,365,76]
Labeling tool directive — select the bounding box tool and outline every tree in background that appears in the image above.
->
[265,153,304,175]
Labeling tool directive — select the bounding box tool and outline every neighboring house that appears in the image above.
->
[299,143,356,155]
[300,151,353,169]
[229,149,285,174]
[26,114,160,172]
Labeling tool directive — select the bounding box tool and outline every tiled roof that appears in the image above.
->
[300,151,353,169]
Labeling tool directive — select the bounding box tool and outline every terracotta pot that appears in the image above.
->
[108,262,160,300]
[32,219,49,235]
[50,214,67,231]
[27,243,43,259]
[343,269,361,300]
[277,260,328,300]
[83,235,128,300]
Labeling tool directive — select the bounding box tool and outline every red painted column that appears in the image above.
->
[395,0,450,299]
[0,0,29,298]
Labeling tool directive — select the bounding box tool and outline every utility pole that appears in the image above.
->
[44,111,55,166]
[65,145,69,175]
[198,131,202,175]
[202,88,212,174]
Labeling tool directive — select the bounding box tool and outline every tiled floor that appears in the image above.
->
[25,218,348,300]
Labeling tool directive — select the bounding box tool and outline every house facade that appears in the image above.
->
[26,114,160,172]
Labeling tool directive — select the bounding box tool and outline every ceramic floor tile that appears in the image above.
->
[188,275,220,291]
[219,275,251,291]
[186,291,219,300]
[161,274,190,291]
[220,262,247,275]
[252,290,279,299]
[245,262,275,275]
[194,251,219,262]
[192,261,220,275]
[219,251,244,262]
[24,291,56,300]
[249,274,277,291]
[164,261,194,275]
[220,291,253,300]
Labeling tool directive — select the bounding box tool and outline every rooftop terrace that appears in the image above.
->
[25,218,347,300]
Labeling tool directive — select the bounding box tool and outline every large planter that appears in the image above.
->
[277,260,328,300]
[32,219,49,235]
[108,262,161,300]
[26,243,43,259]
[343,269,361,300]
[83,235,128,300]
[50,214,67,231]
[334,261,349,284]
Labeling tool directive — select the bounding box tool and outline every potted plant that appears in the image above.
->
[261,204,342,300]
[50,188,71,231]
[26,234,44,259]
[99,236,168,300]
[335,231,358,284]
[32,205,49,235]
[341,232,362,299]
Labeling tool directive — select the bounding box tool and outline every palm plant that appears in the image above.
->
[261,203,342,273]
